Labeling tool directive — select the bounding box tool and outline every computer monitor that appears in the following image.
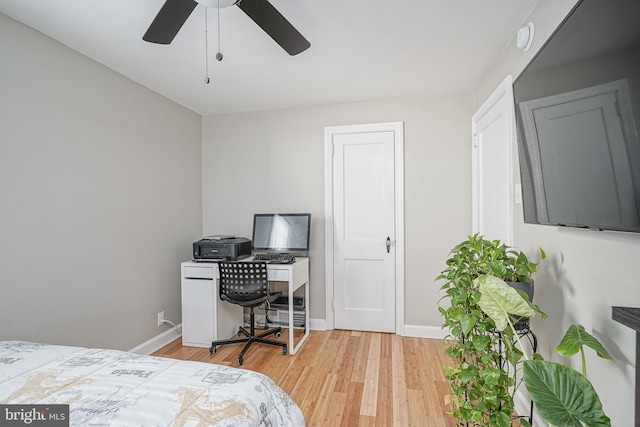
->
[251,213,311,255]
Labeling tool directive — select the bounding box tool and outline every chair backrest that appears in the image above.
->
[218,261,270,307]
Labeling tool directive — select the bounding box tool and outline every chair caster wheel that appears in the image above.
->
[237,356,243,365]
[237,330,245,337]
[282,347,288,355]
[275,331,281,338]
[209,346,217,354]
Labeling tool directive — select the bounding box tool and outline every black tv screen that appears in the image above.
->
[513,0,640,232]
[251,213,311,254]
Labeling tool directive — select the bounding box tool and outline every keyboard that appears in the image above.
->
[253,253,296,264]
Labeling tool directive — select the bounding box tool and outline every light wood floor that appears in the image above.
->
[153,329,456,426]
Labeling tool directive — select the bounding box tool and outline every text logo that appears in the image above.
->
[0,405,69,426]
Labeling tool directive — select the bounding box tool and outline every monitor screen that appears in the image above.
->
[251,213,311,254]
[513,0,640,233]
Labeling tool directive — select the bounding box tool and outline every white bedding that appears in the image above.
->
[0,341,305,426]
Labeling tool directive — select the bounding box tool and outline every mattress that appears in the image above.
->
[0,341,305,426]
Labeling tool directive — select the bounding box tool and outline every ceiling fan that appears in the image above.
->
[143,0,310,55]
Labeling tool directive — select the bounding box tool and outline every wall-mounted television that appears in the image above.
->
[251,213,311,255]
[513,0,640,232]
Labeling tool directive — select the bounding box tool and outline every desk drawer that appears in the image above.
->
[267,269,289,282]
[183,266,215,279]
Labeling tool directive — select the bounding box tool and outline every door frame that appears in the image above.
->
[324,122,405,333]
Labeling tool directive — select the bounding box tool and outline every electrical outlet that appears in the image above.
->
[157,311,164,327]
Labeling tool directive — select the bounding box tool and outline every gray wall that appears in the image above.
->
[477,0,640,425]
[202,95,474,329]
[0,13,203,350]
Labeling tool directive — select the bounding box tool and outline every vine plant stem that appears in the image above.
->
[505,316,530,362]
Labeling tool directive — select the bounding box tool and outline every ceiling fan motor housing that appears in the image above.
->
[195,0,239,8]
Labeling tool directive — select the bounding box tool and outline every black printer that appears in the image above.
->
[192,237,251,261]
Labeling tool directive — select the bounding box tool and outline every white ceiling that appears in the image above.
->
[0,0,538,115]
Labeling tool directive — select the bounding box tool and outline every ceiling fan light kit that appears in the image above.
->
[143,0,310,56]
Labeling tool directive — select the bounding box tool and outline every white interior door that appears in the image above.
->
[472,75,515,245]
[331,130,396,332]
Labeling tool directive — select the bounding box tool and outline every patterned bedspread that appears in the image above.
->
[0,341,305,426]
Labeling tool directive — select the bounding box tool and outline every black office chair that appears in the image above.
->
[209,261,287,365]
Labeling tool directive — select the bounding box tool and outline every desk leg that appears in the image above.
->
[288,290,294,355]
[288,279,310,355]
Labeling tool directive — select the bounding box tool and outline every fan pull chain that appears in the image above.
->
[204,7,211,84]
[216,0,223,61]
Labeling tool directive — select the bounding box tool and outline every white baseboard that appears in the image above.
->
[402,324,448,339]
[131,321,444,356]
[129,324,182,355]
[130,317,328,356]
[309,318,328,331]
[311,322,447,338]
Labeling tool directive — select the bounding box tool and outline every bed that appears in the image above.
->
[0,341,305,426]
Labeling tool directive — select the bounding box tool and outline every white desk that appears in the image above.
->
[180,257,310,355]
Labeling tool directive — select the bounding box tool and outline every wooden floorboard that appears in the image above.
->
[153,330,457,426]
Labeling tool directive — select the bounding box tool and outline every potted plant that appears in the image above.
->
[437,234,545,427]
[475,274,614,427]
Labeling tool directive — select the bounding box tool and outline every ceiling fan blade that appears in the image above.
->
[237,0,310,55]
[143,0,198,44]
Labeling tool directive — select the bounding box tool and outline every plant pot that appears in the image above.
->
[506,280,534,302]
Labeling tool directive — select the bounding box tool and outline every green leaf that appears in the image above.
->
[471,334,491,351]
[480,353,493,364]
[460,314,476,337]
[481,366,502,386]
[460,365,479,383]
[494,411,512,427]
[523,360,611,427]
[487,261,506,277]
[506,345,524,367]
[475,275,535,331]
[448,307,466,321]
[556,324,615,361]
